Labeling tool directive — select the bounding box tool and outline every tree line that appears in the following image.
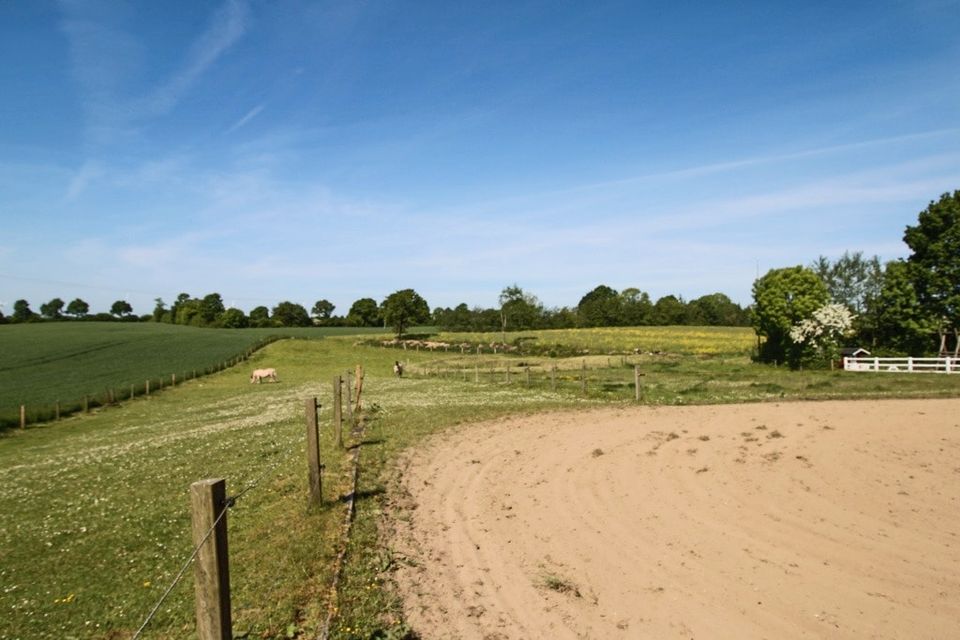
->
[752,190,960,366]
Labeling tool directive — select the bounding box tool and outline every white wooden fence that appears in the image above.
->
[843,356,957,374]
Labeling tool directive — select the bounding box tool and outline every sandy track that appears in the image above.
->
[390,399,960,639]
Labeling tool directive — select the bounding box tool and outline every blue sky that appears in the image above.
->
[2,1,959,317]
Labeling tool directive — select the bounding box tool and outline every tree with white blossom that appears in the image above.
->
[789,303,857,366]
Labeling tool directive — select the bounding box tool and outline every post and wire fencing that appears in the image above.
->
[131,365,365,640]
[401,353,650,403]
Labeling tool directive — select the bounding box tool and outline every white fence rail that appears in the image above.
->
[844,356,957,374]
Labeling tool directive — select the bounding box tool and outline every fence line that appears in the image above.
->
[844,356,957,374]
[4,338,282,430]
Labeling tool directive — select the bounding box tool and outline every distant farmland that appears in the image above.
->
[0,322,387,427]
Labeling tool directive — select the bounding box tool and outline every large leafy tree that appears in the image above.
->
[903,190,960,354]
[577,285,622,327]
[382,289,430,338]
[12,299,34,323]
[249,306,271,327]
[687,292,746,326]
[652,295,688,325]
[875,260,936,355]
[751,266,829,365]
[346,298,380,327]
[66,298,90,318]
[272,301,311,327]
[200,293,225,325]
[498,284,542,337]
[40,298,65,319]
[220,308,249,328]
[811,251,884,346]
[620,288,653,326]
[312,299,335,322]
[110,300,134,318]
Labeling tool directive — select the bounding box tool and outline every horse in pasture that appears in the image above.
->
[250,368,279,383]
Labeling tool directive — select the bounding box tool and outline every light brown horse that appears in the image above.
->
[250,368,279,383]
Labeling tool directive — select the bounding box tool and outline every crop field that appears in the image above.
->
[2,327,959,638]
[434,325,756,356]
[0,323,387,428]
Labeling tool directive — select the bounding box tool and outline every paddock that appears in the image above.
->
[391,399,960,639]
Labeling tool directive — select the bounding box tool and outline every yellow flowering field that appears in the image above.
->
[434,326,756,356]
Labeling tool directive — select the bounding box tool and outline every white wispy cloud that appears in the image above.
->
[226,104,265,134]
[142,0,249,116]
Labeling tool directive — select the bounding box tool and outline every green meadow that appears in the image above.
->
[1,325,959,639]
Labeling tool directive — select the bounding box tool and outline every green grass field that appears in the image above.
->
[0,323,388,428]
[2,326,959,639]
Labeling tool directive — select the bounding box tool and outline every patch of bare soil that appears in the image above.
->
[389,399,960,639]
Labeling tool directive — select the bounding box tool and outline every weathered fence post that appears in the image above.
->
[344,371,353,426]
[505,366,510,384]
[581,361,587,395]
[551,365,557,392]
[634,365,643,402]
[20,405,26,429]
[130,384,135,400]
[190,478,232,640]
[172,373,177,387]
[333,375,343,449]
[525,366,530,386]
[306,398,322,507]
[354,365,364,414]
[475,363,479,383]
[108,389,115,405]
[146,380,151,396]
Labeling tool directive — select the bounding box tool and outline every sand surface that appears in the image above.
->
[389,399,960,639]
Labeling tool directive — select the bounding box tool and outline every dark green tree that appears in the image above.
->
[577,285,622,327]
[200,293,225,325]
[875,260,936,355]
[66,298,90,318]
[110,300,134,318]
[12,299,35,323]
[751,266,829,366]
[903,190,960,355]
[311,299,335,322]
[687,293,746,326]
[346,298,380,327]
[151,298,167,322]
[498,284,542,337]
[652,295,688,325]
[249,306,271,327]
[382,289,430,338]
[40,298,65,319]
[272,301,311,327]
[220,308,249,328]
[620,288,653,326]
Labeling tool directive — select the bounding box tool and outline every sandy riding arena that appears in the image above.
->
[390,399,960,639]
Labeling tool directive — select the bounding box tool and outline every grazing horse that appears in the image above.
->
[250,367,279,383]
[393,361,404,378]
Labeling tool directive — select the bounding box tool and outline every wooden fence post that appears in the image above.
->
[525,366,530,386]
[353,365,365,414]
[634,365,642,402]
[172,373,177,386]
[55,401,61,421]
[306,398,322,507]
[344,371,354,426]
[505,366,510,384]
[581,361,587,395]
[20,405,25,429]
[190,478,232,640]
[333,375,343,449]
[551,365,557,392]
[475,363,479,383]
[146,380,150,396]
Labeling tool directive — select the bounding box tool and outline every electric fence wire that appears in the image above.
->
[130,439,300,640]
